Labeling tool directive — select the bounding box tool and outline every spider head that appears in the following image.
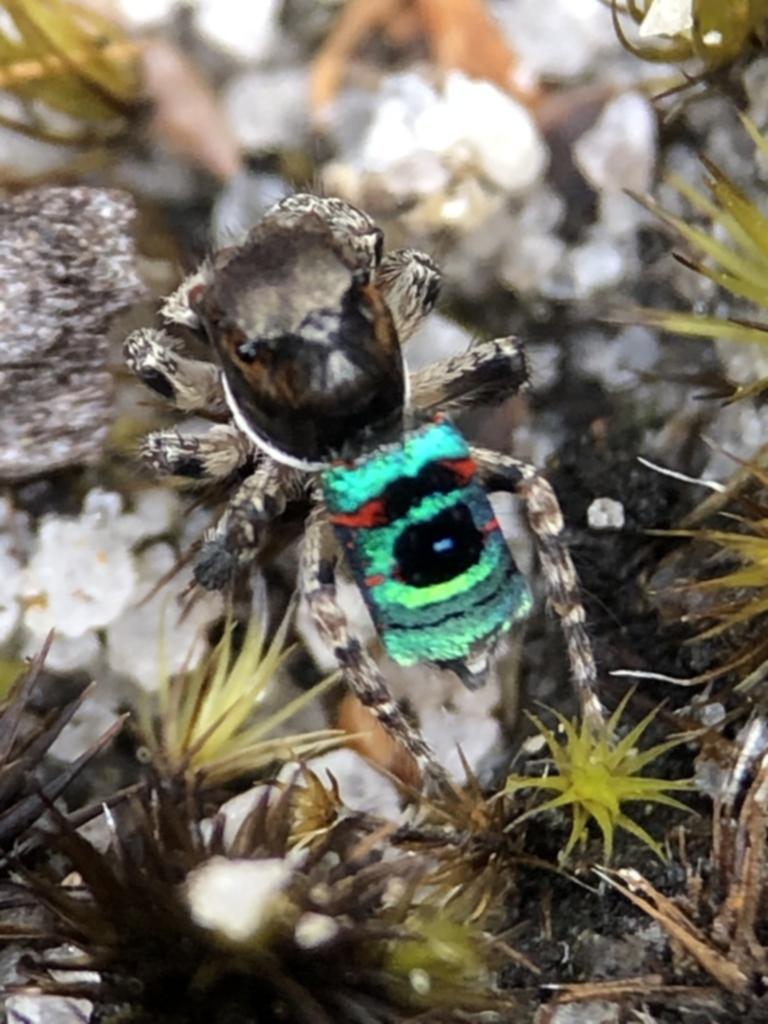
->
[193,209,405,469]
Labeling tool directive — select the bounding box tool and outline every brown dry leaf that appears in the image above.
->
[711,748,768,968]
[141,37,242,182]
[310,0,539,123]
[597,867,750,994]
[336,691,420,786]
[414,0,535,99]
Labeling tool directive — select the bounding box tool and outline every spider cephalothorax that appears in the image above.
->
[125,193,602,786]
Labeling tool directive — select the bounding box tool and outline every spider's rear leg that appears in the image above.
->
[410,335,529,415]
[300,501,450,792]
[125,327,227,416]
[376,248,441,342]
[195,460,304,591]
[471,447,605,729]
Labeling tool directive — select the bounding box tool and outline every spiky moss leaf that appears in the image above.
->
[649,488,768,687]
[0,0,141,143]
[0,637,123,854]
[617,127,768,399]
[392,754,534,927]
[506,691,692,862]
[18,778,516,1023]
[141,606,343,786]
[0,657,27,700]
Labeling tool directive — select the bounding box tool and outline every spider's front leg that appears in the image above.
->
[376,248,442,342]
[195,460,304,590]
[471,447,605,729]
[300,500,450,792]
[124,324,227,418]
[410,335,529,415]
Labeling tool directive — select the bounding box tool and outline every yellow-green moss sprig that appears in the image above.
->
[506,692,692,862]
[142,607,342,785]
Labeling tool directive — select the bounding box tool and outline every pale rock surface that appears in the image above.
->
[22,492,137,640]
[105,542,222,690]
[493,0,619,81]
[112,0,178,29]
[224,68,310,154]
[574,92,657,199]
[193,0,282,63]
[331,70,547,201]
[6,996,93,1024]
[20,629,101,675]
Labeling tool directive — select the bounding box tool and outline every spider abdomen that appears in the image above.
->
[322,418,532,677]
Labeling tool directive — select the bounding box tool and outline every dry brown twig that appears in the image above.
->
[595,740,768,997]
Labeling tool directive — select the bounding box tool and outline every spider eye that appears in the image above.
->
[394,504,483,587]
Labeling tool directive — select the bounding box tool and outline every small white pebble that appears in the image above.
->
[6,995,93,1024]
[0,545,22,644]
[574,92,657,196]
[194,0,282,63]
[569,236,627,298]
[437,72,547,193]
[697,702,726,727]
[588,497,625,531]
[82,488,123,522]
[112,0,178,29]
[22,514,137,639]
[224,68,310,154]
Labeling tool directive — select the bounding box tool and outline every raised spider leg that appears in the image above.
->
[195,459,305,591]
[300,499,451,792]
[471,447,605,729]
[376,248,441,343]
[410,335,529,415]
[160,263,212,330]
[125,327,227,416]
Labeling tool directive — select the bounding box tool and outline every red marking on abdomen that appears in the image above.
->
[330,498,389,529]
[482,518,500,534]
[439,456,477,485]
[364,573,386,588]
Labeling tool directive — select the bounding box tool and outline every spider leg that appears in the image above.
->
[376,248,441,342]
[159,262,213,330]
[471,446,605,729]
[410,335,529,414]
[142,424,254,481]
[125,327,227,415]
[195,459,304,591]
[300,499,450,791]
